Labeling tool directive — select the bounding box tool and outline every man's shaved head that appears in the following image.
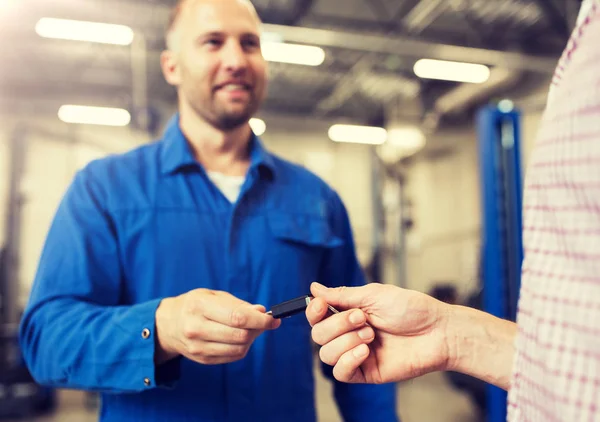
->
[166,0,262,51]
[160,0,268,131]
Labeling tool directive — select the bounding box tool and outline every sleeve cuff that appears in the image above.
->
[112,298,182,391]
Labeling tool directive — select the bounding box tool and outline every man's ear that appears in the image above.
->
[160,50,182,86]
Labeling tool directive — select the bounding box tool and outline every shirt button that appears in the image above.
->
[142,328,151,339]
[144,378,151,387]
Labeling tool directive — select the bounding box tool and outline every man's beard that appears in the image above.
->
[212,105,254,130]
[189,90,260,131]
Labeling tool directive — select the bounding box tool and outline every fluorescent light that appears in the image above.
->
[58,105,131,126]
[328,124,387,145]
[413,59,490,83]
[377,126,426,163]
[35,18,134,45]
[387,127,426,149]
[262,42,325,66]
[249,118,266,136]
[260,32,284,43]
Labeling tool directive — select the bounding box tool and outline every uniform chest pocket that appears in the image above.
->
[268,212,343,248]
[265,212,343,294]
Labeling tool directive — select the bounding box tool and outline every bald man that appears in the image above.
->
[18,1,399,421]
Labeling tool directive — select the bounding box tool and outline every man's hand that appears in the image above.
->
[155,289,281,365]
[306,282,517,390]
[306,282,452,384]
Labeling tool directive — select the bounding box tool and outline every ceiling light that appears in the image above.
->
[260,32,284,43]
[377,126,426,163]
[413,59,490,83]
[35,18,134,45]
[328,124,387,145]
[387,127,426,149]
[249,118,266,136]
[498,99,515,113]
[58,105,131,126]
[261,42,325,66]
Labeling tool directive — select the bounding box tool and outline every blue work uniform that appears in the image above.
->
[19,115,398,422]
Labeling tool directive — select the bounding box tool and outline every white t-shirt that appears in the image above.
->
[206,171,246,203]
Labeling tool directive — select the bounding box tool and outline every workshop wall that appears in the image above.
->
[402,107,545,298]
[0,117,148,307]
[0,130,9,247]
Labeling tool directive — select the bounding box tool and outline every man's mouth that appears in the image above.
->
[215,83,251,92]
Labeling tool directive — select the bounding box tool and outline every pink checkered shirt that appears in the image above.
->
[508,1,600,421]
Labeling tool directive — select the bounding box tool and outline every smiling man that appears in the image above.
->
[18,0,398,421]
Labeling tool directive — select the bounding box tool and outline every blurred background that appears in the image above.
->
[0,0,585,421]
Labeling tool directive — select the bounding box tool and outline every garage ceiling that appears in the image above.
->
[0,0,583,132]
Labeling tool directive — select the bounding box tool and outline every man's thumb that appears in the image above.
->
[310,282,364,309]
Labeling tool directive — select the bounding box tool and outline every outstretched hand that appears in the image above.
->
[306,282,453,384]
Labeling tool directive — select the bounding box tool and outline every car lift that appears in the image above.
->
[477,103,525,422]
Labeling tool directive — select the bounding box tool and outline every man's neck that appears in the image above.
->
[179,108,252,177]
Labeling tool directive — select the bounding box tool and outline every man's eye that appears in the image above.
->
[206,39,221,46]
[243,39,259,48]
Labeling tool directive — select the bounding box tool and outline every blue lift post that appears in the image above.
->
[477,104,524,422]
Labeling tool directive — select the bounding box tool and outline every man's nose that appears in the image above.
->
[221,42,249,72]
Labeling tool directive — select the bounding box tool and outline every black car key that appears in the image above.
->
[267,295,339,319]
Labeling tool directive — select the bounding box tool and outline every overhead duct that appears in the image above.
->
[315,56,373,115]
[265,24,558,74]
[424,67,521,130]
[357,73,420,102]
[404,0,449,34]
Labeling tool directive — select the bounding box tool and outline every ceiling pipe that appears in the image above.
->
[403,0,449,34]
[26,0,560,74]
[423,67,521,131]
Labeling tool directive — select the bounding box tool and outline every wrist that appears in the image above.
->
[155,297,180,364]
[445,305,517,390]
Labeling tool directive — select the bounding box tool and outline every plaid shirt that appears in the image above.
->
[508,1,600,420]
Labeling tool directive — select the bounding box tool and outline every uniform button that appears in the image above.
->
[144,378,151,387]
[142,328,151,339]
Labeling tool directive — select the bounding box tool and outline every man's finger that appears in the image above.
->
[198,341,249,358]
[305,297,330,327]
[252,304,281,330]
[252,304,267,313]
[184,319,254,344]
[310,282,367,310]
[332,344,370,383]
[204,298,280,330]
[319,326,375,366]
[311,308,368,345]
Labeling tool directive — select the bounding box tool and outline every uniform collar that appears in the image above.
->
[160,113,276,180]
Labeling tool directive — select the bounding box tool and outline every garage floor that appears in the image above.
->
[5,362,480,422]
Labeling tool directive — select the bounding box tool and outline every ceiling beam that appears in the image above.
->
[360,0,390,21]
[264,23,559,73]
[403,0,448,34]
[532,0,571,40]
[315,55,373,115]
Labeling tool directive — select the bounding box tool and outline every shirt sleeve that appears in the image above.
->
[317,190,399,422]
[18,167,180,393]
